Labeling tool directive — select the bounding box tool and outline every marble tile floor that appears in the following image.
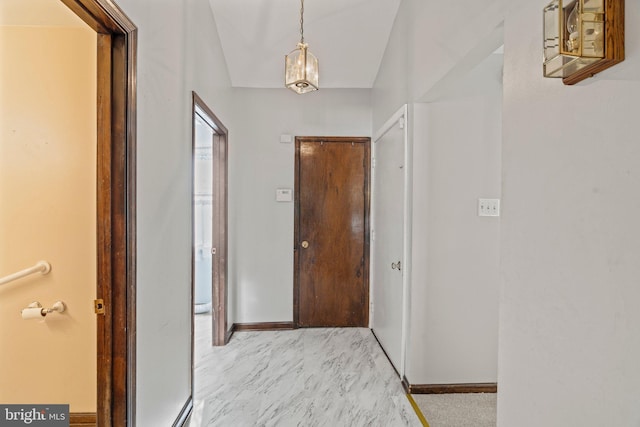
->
[188,314,422,427]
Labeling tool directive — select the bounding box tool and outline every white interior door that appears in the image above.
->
[372,114,406,373]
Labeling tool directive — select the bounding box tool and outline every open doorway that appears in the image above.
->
[0,0,136,424]
[0,4,98,423]
[191,92,229,351]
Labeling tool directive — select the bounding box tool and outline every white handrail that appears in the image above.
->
[0,261,51,286]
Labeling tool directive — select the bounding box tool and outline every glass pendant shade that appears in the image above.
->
[285,43,319,94]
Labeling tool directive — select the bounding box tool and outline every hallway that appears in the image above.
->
[188,315,421,426]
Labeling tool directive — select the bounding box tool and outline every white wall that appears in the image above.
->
[372,0,507,130]
[373,0,504,385]
[407,0,506,102]
[498,2,640,426]
[116,0,368,421]
[407,53,503,384]
[371,0,409,131]
[229,88,371,323]
[114,0,233,424]
[90,0,640,423]
[185,0,234,325]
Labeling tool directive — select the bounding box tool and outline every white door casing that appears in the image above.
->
[371,104,410,376]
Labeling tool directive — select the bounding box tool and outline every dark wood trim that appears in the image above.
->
[213,128,228,346]
[189,93,229,426]
[171,397,193,427]
[293,140,301,327]
[192,92,228,134]
[563,0,625,85]
[363,139,371,327]
[293,136,371,328]
[407,382,498,394]
[95,31,113,427]
[58,0,109,33]
[190,93,229,427]
[232,322,296,332]
[60,1,137,425]
[192,92,229,350]
[384,340,497,395]
[371,329,400,378]
[70,413,97,427]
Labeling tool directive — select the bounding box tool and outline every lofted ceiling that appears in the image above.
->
[209,0,402,89]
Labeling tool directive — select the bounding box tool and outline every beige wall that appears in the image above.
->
[0,25,97,412]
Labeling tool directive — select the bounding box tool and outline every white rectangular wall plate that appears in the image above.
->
[478,198,500,217]
[276,188,293,202]
[280,134,293,143]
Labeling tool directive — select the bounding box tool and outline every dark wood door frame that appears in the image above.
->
[293,136,371,327]
[184,92,229,426]
[60,0,137,425]
[191,91,230,347]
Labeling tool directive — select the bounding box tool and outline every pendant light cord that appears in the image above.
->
[300,0,305,44]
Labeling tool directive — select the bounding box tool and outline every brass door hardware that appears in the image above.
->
[94,299,105,315]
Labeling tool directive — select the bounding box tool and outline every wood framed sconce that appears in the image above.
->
[543,0,624,85]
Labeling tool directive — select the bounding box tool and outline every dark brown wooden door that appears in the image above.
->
[294,136,370,327]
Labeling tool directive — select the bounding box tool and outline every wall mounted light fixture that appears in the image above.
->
[543,0,624,85]
[285,0,319,94]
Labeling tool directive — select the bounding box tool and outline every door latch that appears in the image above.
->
[94,299,105,315]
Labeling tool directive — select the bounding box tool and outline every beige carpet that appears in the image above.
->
[411,393,496,427]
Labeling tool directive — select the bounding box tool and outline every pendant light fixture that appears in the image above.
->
[285,0,319,94]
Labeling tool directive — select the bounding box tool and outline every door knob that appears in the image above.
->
[391,261,401,271]
[301,240,309,249]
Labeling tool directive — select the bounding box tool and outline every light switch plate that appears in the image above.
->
[276,188,293,202]
[280,134,293,143]
[478,198,500,217]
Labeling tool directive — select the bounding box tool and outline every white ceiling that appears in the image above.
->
[2,0,400,89]
[209,0,402,89]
